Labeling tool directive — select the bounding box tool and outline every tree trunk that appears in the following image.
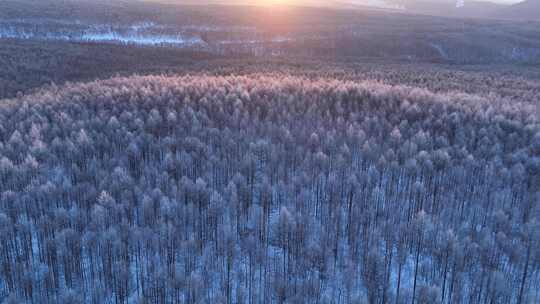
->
[517,244,531,304]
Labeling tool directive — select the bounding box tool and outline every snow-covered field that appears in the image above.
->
[2,18,539,63]
[79,32,204,46]
[0,20,208,47]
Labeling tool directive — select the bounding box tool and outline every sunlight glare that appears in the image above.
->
[259,0,292,6]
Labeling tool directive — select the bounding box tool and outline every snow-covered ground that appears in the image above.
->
[429,43,449,60]
[508,46,540,61]
[0,19,298,50]
[79,32,204,46]
[0,29,205,47]
[0,21,207,47]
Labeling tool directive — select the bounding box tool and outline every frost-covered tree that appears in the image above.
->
[0,75,537,303]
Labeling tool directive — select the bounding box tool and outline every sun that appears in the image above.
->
[259,0,293,6]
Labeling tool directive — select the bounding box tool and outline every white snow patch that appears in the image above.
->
[80,32,204,46]
[429,43,449,60]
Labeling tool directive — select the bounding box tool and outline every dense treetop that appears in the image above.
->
[0,75,538,303]
[3,75,538,168]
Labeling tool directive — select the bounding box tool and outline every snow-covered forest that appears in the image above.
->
[0,75,538,303]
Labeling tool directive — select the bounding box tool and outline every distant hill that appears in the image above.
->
[493,0,540,20]
[133,0,540,21]
[380,0,503,18]
[146,0,394,9]
[375,0,540,21]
